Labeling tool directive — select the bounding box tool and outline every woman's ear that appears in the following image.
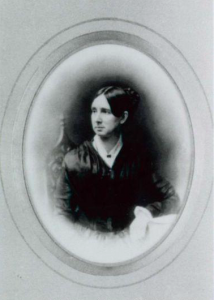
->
[120,111,129,124]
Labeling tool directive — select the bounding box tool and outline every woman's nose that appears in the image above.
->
[95,112,102,122]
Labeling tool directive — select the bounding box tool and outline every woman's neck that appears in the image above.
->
[97,134,121,153]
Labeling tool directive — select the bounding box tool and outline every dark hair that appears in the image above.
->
[95,86,140,117]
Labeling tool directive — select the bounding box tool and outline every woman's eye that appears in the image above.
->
[102,110,111,114]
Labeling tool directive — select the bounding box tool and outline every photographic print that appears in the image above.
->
[24,44,192,263]
[0,3,212,300]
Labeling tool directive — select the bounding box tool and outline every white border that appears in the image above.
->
[0,19,212,288]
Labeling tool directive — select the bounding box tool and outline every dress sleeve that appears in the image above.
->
[54,160,73,215]
[145,172,180,217]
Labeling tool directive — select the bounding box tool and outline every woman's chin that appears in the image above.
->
[95,130,107,137]
[97,133,108,138]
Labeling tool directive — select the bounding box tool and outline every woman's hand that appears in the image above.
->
[129,206,153,240]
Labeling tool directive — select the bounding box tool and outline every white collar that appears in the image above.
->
[92,135,123,168]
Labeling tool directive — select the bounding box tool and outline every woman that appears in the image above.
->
[58,86,180,234]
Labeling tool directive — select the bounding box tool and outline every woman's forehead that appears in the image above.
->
[91,94,110,109]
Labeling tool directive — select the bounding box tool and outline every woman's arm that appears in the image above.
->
[145,172,180,217]
[130,172,180,240]
[54,166,73,214]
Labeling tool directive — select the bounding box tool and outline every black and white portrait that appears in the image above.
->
[55,85,180,235]
[1,4,212,299]
[24,44,192,263]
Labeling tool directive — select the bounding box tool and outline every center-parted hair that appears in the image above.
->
[95,86,140,117]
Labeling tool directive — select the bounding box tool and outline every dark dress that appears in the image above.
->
[57,140,180,232]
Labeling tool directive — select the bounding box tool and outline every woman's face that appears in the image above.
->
[91,94,122,138]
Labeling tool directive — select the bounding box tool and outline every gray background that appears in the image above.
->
[0,1,212,300]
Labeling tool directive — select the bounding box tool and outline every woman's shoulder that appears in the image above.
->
[123,139,151,159]
[64,140,92,171]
